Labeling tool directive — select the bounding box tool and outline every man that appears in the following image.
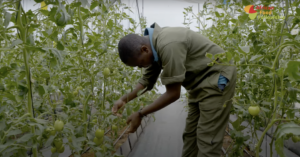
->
[111,22,236,157]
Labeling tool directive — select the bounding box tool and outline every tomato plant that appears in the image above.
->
[0,0,157,156]
[183,0,300,156]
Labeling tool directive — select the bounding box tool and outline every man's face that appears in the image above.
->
[126,45,154,68]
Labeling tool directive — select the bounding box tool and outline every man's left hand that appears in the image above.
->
[126,112,142,134]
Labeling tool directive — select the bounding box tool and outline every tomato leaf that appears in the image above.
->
[57,41,64,50]
[284,61,300,82]
[296,8,300,16]
[40,9,49,16]
[90,1,99,10]
[2,92,17,102]
[17,133,33,143]
[38,85,45,97]
[4,11,12,28]
[9,39,23,48]
[225,51,233,62]
[107,19,114,30]
[275,137,285,157]
[287,87,300,101]
[275,122,300,138]
[35,118,48,124]
[45,135,55,147]
[76,137,86,142]
[0,66,12,78]
[7,129,22,136]
[231,116,246,131]
[249,55,263,62]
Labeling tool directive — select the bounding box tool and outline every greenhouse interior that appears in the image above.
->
[0,0,300,157]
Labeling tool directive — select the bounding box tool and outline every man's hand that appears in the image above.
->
[111,83,146,117]
[126,112,142,134]
[112,99,126,117]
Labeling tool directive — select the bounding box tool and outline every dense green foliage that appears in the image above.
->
[0,0,157,157]
[183,0,300,156]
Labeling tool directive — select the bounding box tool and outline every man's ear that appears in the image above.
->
[141,45,147,53]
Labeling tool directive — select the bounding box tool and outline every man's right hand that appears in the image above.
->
[112,99,126,117]
[111,83,146,117]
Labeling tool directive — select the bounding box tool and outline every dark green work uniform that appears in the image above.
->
[138,23,236,157]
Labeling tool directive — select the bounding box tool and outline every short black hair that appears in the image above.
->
[118,34,147,64]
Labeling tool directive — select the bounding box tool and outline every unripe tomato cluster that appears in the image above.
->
[51,138,65,153]
[73,86,83,96]
[46,126,56,136]
[45,120,64,140]
[292,135,300,143]
[46,120,65,154]
[94,128,104,146]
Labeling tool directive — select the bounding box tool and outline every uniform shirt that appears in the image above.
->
[138,23,236,103]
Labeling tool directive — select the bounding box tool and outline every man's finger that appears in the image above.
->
[126,118,131,125]
[126,126,135,134]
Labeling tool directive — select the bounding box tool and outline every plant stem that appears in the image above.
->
[48,94,55,125]
[255,120,276,157]
[102,78,106,110]
[15,1,38,156]
[83,94,91,137]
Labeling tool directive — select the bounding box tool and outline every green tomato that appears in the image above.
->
[112,125,117,131]
[95,129,105,139]
[92,119,97,123]
[54,138,63,149]
[248,106,260,116]
[50,130,56,135]
[103,68,110,77]
[76,86,83,91]
[51,147,56,153]
[58,145,65,153]
[68,136,72,143]
[292,135,300,143]
[54,120,64,131]
[46,126,56,135]
[93,137,103,145]
[73,90,78,96]
[287,133,293,138]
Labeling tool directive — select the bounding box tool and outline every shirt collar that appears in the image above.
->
[144,27,159,62]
